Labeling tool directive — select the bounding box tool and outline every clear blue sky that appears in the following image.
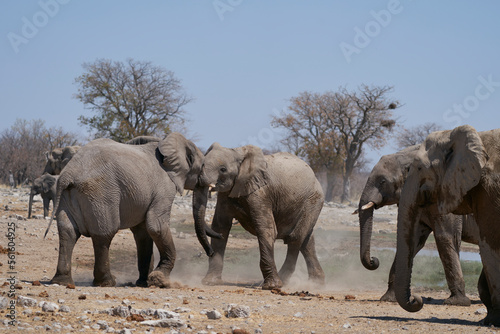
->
[2,1,500,166]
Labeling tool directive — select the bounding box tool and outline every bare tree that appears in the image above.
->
[75,58,192,142]
[395,122,443,150]
[0,119,81,186]
[273,85,399,202]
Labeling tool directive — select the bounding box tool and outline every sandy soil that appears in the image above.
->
[0,187,496,333]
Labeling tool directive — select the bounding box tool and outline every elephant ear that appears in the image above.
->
[437,125,488,214]
[229,145,268,198]
[159,133,201,194]
[61,146,80,169]
[42,175,56,193]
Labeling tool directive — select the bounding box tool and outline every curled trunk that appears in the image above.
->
[358,203,379,270]
[192,185,222,257]
[394,173,424,312]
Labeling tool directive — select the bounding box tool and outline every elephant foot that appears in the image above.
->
[93,275,116,287]
[380,288,397,302]
[444,294,471,306]
[201,274,223,286]
[262,276,283,290]
[482,309,500,327]
[50,273,74,286]
[147,271,170,288]
[135,279,149,287]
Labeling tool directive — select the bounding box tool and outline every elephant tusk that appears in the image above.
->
[208,184,216,191]
[361,202,375,210]
[352,209,359,215]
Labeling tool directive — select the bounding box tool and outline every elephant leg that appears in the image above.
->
[278,242,300,285]
[202,208,232,286]
[131,222,154,287]
[42,196,50,218]
[145,207,176,288]
[91,235,116,287]
[381,226,432,302]
[299,233,325,285]
[51,209,80,286]
[433,215,470,306]
[478,240,500,326]
[253,212,281,290]
[478,269,492,310]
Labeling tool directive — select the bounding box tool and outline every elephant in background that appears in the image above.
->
[43,145,80,175]
[395,125,500,326]
[28,174,58,219]
[357,145,479,306]
[48,133,220,288]
[193,143,325,290]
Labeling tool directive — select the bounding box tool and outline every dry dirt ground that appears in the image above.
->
[0,187,496,333]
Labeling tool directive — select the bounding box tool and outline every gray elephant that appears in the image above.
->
[358,145,479,305]
[193,143,325,290]
[28,174,58,219]
[43,145,80,175]
[48,133,220,288]
[395,125,500,326]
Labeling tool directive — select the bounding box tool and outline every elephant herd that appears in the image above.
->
[28,125,500,326]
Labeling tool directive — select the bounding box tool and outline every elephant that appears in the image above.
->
[28,174,58,219]
[395,125,500,326]
[43,145,80,175]
[193,143,325,290]
[358,145,479,305]
[47,133,221,288]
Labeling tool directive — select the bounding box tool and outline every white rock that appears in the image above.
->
[206,310,222,320]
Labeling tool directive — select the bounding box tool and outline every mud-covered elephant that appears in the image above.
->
[28,174,58,219]
[43,145,80,175]
[47,133,220,288]
[193,143,325,290]
[395,125,500,326]
[358,145,479,305]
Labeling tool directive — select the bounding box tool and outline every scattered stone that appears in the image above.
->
[17,295,37,307]
[227,304,251,318]
[127,314,145,322]
[343,323,352,329]
[78,294,87,300]
[38,291,49,298]
[233,329,251,334]
[206,309,222,320]
[0,297,8,309]
[66,284,76,289]
[60,305,71,313]
[293,312,304,318]
[140,318,186,328]
[154,309,180,319]
[40,301,59,312]
[96,320,109,330]
[345,295,356,300]
[174,307,191,313]
[112,306,131,318]
[475,308,487,315]
[32,280,41,286]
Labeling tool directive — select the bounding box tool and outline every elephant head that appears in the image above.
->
[395,125,487,312]
[43,146,80,175]
[357,145,419,271]
[28,174,58,219]
[192,143,267,256]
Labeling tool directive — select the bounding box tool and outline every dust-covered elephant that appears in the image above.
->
[358,145,479,305]
[193,143,325,290]
[43,145,80,175]
[395,125,500,326]
[28,174,58,219]
[47,133,221,288]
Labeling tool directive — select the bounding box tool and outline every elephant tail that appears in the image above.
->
[44,174,72,239]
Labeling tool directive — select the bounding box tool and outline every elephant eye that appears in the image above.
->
[220,166,227,173]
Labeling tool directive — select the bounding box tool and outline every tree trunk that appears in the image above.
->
[324,172,336,202]
[341,175,350,203]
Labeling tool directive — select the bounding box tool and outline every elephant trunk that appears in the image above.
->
[394,173,424,313]
[28,189,35,219]
[192,185,222,257]
[358,191,382,270]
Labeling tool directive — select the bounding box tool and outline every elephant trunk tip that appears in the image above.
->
[397,293,423,313]
[361,256,380,270]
